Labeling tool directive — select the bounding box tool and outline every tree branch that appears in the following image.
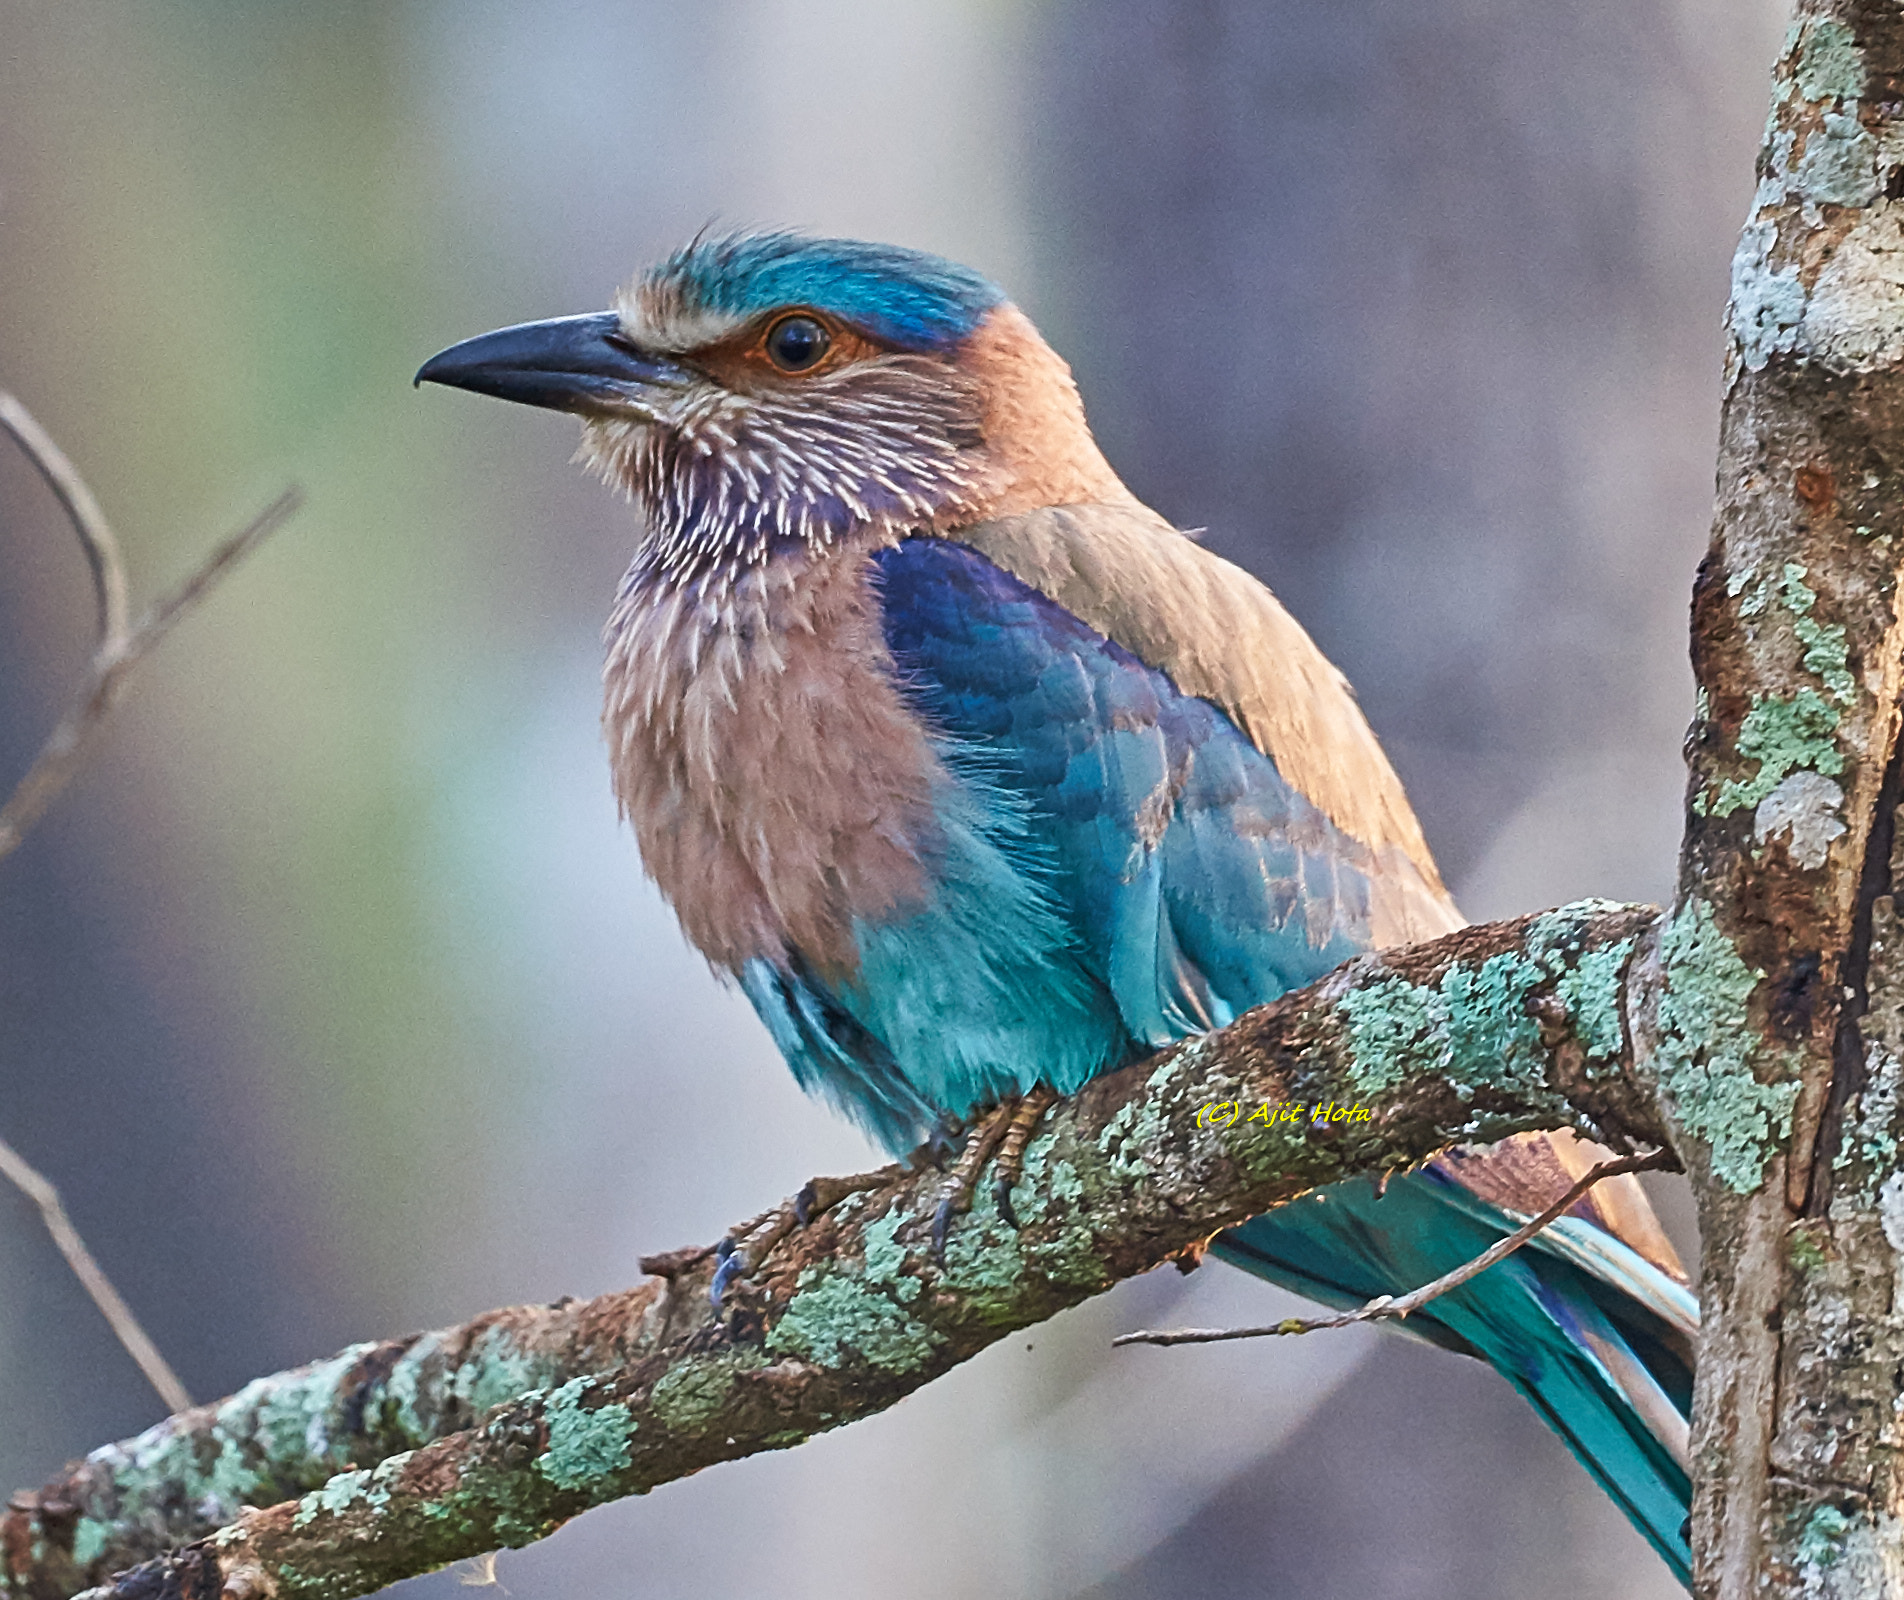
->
[0,900,1665,1600]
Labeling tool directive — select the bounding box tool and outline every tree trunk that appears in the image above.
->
[1677,5,1904,1592]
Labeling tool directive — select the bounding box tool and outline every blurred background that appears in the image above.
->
[0,2,1787,1596]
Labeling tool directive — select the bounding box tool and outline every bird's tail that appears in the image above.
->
[1213,1148,1696,1587]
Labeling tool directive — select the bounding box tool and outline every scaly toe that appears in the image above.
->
[989,1086,1060,1230]
[928,1097,1021,1265]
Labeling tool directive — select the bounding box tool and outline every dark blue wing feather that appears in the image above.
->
[871,535,1375,1043]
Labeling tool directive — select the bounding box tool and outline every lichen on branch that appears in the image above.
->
[2,901,1664,1600]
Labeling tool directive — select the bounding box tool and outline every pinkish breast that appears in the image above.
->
[601,541,943,978]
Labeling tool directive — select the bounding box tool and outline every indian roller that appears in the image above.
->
[418,231,1699,1584]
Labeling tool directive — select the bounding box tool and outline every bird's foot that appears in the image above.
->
[929,1086,1059,1263]
[703,1169,888,1308]
[991,1086,1059,1228]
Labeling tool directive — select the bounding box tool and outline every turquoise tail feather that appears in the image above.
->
[1214,1170,1695,1587]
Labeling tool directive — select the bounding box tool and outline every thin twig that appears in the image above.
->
[0,478,301,866]
[1113,1149,1676,1348]
[0,391,131,659]
[0,395,300,1417]
[0,1133,192,1412]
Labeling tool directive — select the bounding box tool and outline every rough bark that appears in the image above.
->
[1674,6,1904,1594]
[1,904,1665,1600]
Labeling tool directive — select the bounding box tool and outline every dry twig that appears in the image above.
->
[0,1134,191,1414]
[1112,1149,1676,1348]
[0,389,301,1413]
[0,392,131,658]
[0,393,300,863]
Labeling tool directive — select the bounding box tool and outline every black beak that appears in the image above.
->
[414,311,691,415]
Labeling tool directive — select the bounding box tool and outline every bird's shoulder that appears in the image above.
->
[927,502,1460,942]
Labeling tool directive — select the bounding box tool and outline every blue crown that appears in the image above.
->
[649,232,1005,352]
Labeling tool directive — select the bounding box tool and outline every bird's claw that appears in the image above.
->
[930,1191,962,1264]
[709,1237,749,1307]
[992,1174,1022,1231]
[992,1086,1057,1226]
[707,1169,890,1307]
[928,1087,1059,1265]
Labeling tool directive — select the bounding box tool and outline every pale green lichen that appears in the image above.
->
[1654,899,1799,1193]
[379,1331,446,1440]
[1700,567,1854,816]
[291,1467,380,1529]
[1441,953,1550,1096]
[1798,109,1878,207]
[1557,943,1634,1063]
[1795,19,1863,105]
[534,1378,632,1490]
[99,1350,372,1527]
[1731,218,1808,371]
[455,1328,555,1421]
[859,1203,922,1303]
[1798,1504,1851,1569]
[1340,976,1444,1099]
[1019,1132,1085,1214]
[940,1204,1034,1302]
[999,1131,1100,1288]
[1728,20,1872,375]
[69,1518,110,1570]
[1832,1042,1901,1195]
[1096,1076,1171,1183]
[1707,690,1845,815]
[769,1207,942,1372]
[767,1273,938,1372]
[79,1331,512,1550]
[1791,21,1874,205]
[1340,930,1594,1111]
[648,1354,760,1432]
[249,1347,364,1466]
[1780,564,1857,704]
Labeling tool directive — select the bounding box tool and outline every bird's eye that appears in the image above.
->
[764,315,831,373]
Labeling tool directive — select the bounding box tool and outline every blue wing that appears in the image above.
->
[744,534,1386,1145]
[741,533,1694,1585]
[869,534,1379,1051]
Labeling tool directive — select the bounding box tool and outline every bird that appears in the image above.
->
[417,230,1699,1585]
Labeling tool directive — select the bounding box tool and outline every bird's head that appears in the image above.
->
[417,232,1130,580]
